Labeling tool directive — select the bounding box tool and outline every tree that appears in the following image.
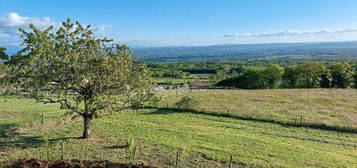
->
[330,62,354,88]
[211,70,227,82]
[295,62,329,88]
[319,72,331,88]
[354,71,357,88]
[3,19,156,139]
[238,66,266,89]
[282,65,298,88]
[0,47,8,60]
[215,65,283,89]
[262,64,284,89]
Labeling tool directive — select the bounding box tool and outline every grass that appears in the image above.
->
[160,89,357,129]
[0,90,357,167]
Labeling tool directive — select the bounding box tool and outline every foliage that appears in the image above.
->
[215,64,283,89]
[330,62,354,88]
[294,62,329,88]
[0,64,7,75]
[354,72,357,88]
[237,66,267,89]
[211,70,228,82]
[0,47,8,60]
[262,64,284,88]
[2,19,156,138]
[282,65,298,88]
[126,138,135,151]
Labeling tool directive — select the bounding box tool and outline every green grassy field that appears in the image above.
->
[160,89,357,129]
[1,90,357,167]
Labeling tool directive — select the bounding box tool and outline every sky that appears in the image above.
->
[1,0,357,47]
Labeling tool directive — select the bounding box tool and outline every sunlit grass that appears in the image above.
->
[159,89,357,128]
[1,90,357,167]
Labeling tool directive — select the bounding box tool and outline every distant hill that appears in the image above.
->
[133,41,357,62]
[3,41,357,63]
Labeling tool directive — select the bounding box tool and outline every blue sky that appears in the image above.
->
[1,0,357,47]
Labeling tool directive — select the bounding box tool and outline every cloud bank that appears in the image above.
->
[224,28,357,38]
[0,12,56,45]
[0,12,112,46]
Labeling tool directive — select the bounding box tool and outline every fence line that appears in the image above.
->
[1,138,236,168]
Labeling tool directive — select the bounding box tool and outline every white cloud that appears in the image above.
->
[0,33,10,38]
[0,12,112,46]
[93,25,112,33]
[224,28,357,38]
[0,12,57,46]
[0,12,55,28]
[93,25,112,37]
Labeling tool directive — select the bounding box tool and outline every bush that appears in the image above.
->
[215,64,283,89]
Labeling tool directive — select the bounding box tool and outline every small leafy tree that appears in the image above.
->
[0,47,9,92]
[319,71,331,88]
[353,70,357,89]
[262,63,284,89]
[0,47,8,60]
[282,65,299,88]
[3,19,156,139]
[237,66,266,89]
[295,62,329,88]
[330,62,354,88]
[354,71,357,88]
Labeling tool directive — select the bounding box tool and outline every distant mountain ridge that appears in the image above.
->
[133,41,357,62]
[3,41,357,62]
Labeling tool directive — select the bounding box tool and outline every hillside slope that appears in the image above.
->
[1,90,357,167]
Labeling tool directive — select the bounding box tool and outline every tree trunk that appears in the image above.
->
[82,115,91,139]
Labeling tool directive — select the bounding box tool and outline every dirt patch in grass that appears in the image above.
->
[7,159,157,168]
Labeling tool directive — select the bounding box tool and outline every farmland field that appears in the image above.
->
[0,89,357,167]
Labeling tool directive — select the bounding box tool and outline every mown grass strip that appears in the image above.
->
[143,106,357,133]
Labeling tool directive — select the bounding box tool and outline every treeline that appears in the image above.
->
[145,61,237,78]
[145,60,302,79]
[216,62,357,89]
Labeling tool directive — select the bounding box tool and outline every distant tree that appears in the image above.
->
[0,47,8,60]
[330,62,354,88]
[354,71,357,88]
[319,72,331,88]
[215,64,278,89]
[282,65,299,88]
[295,62,329,88]
[214,74,239,88]
[238,66,266,89]
[211,70,227,82]
[2,19,157,139]
[262,64,284,88]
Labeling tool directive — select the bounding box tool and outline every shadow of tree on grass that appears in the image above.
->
[0,123,44,151]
